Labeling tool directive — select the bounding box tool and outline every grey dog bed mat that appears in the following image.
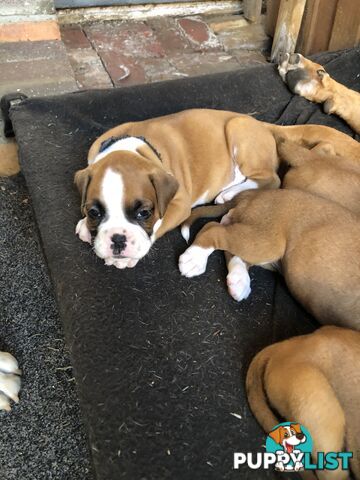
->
[10,47,359,480]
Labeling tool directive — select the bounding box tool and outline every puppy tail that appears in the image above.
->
[276,139,314,168]
[180,201,235,242]
[246,346,279,433]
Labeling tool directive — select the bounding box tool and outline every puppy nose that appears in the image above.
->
[111,234,127,254]
[296,433,304,440]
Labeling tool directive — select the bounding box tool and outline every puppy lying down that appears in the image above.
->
[278,53,360,135]
[246,326,360,480]
[179,188,360,330]
[278,140,360,215]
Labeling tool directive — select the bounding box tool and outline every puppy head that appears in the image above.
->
[278,53,330,101]
[75,151,178,262]
[269,424,306,453]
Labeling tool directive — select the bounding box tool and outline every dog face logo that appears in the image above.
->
[269,423,306,454]
[266,422,312,472]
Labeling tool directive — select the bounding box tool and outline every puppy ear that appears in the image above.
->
[269,427,283,445]
[317,69,330,85]
[290,423,302,434]
[150,170,179,218]
[74,167,91,215]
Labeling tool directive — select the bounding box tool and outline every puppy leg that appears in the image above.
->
[225,252,251,302]
[179,220,284,300]
[153,200,191,240]
[215,172,280,204]
[215,179,258,204]
[267,365,347,480]
[311,142,336,156]
[215,117,280,205]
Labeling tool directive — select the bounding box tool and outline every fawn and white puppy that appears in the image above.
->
[75,109,360,271]
[246,326,360,480]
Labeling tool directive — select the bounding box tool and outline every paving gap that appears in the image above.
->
[82,24,115,88]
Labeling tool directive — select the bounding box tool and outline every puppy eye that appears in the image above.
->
[88,205,103,219]
[136,209,152,221]
[284,432,289,437]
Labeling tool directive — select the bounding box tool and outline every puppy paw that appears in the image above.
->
[179,245,213,278]
[75,218,92,244]
[0,352,21,411]
[226,258,251,302]
[277,53,290,81]
[215,189,236,204]
[180,224,190,243]
[214,192,226,204]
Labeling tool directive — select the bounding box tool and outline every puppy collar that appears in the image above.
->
[93,134,162,164]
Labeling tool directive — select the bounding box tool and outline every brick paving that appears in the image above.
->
[0,12,270,167]
[60,13,270,89]
[0,38,77,166]
[0,40,77,98]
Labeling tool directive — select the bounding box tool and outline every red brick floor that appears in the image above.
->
[61,14,270,90]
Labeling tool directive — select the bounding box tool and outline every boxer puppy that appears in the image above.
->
[75,109,360,270]
[278,53,360,134]
[246,326,360,480]
[278,140,360,215]
[178,189,360,329]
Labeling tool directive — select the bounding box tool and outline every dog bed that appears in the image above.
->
[10,47,359,480]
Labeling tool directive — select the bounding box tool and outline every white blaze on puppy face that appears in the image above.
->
[93,168,152,261]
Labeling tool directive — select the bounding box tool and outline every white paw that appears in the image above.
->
[277,53,290,81]
[180,224,190,243]
[179,245,213,278]
[214,191,226,204]
[104,257,139,269]
[0,352,21,411]
[226,257,251,302]
[75,218,92,244]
